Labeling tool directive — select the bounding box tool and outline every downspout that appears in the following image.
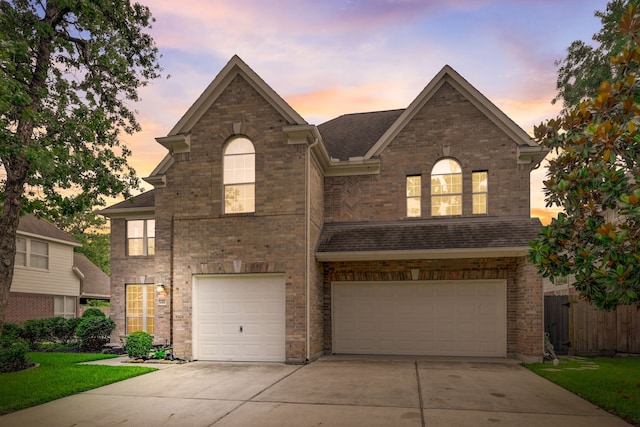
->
[305,137,319,363]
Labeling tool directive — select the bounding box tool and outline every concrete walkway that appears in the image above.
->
[0,356,632,427]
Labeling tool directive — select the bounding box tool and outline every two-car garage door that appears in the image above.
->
[333,281,506,357]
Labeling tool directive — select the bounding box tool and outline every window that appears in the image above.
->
[14,237,48,269]
[431,159,462,216]
[472,171,488,214]
[15,237,27,267]
[126,284,155,334]
[54,296,76,319]
[224,137,255,214]
[406,175,421,217]
[127,219,155,256]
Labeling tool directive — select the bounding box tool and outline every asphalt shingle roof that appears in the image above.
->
[318,109,404,161]
[74,253,110,298]
[17,214,79,245]
[316,217,542,253]
[99,190,155,213]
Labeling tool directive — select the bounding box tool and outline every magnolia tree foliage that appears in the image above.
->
[553,0,640,108]
[0,0,161,329]
[529,5,640,310]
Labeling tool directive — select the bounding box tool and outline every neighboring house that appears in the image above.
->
[6,214,82,322]
[74,252,110,311]
[100,56,548,363]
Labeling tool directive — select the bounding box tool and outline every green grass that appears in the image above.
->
[0,352,156,415]
[526,357,640,426]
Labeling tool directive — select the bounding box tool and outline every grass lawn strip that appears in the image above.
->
[527,357,640,426]
[0,352,156,415]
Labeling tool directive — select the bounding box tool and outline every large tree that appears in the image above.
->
[529,5,640,310]
[553,0,639,108]
[0,0,161,329]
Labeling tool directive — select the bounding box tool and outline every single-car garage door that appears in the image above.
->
[193,274,285,362]
[333,280,506,357]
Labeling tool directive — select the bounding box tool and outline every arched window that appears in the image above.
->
[431,158,462,216]
[223,137,255,213]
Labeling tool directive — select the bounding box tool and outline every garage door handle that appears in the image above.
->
[239,325,243,333]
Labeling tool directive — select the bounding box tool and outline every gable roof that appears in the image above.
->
[74,253,110,299]
[98,190,155,217]
[17,214,80,246]
[316,216,542,261]
[318,109,404,161]
[146,55,309,183]
[363,65,546,165]
[170,55,307,135]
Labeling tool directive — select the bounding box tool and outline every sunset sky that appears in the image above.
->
[124,0,610,224]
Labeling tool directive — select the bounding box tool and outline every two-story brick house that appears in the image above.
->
[101,55,547,363]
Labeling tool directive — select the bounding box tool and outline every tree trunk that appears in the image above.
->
[0,1,60,331]
[0,160,29,332]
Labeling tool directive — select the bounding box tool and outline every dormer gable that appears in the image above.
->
[364,65,547,168]
[145,55,309,186]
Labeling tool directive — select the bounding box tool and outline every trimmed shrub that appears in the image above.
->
[125,331,153,359]
[75,316,115,352]
[21,319,53,350]
[0,339,31,373]
[87,299,110,307]
[82,308,106,318]
[1,322,23,346]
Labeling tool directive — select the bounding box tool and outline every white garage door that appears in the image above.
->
[333,281,506,357]
[193,274,285,362]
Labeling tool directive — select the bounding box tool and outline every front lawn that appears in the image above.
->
[526,357,640,426]
[0,352,156,415]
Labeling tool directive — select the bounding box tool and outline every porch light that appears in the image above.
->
[156,283,166,293]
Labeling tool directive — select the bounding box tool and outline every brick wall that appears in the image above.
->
[324,82,531,222]
[5,292,54,322]
[152,74,311,362]
[109,217,158,343]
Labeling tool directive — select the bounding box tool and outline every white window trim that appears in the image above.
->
[126,218,155,257]
[15,237,49,271]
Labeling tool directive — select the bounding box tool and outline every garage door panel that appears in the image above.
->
[194,275,285,362]
[333,281,506,357]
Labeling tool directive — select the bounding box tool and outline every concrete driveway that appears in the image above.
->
[0,356,631,427]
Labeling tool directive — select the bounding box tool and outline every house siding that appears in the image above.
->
[11,240,79,296]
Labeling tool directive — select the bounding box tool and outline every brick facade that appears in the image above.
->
[5,292,55,323]
[104,57,545,363]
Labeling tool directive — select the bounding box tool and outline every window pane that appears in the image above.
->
[225,184,255,213]
[473,172,488,192]
[407,197,421,217]
[432,159,461,174]
[30,254,48,269]
[147,238,155,255]
[128,238,144,256]
[126,284,154,334]
[147,220,155,238]
[15,252,26,267]
[406,176,421,197]
[224,137,255,155]
[224,153,255,184]
[473,194,487,214]
[127,220,144,238]
[31,240,48,256]
[16,237,26,252]
[432,195,462,216]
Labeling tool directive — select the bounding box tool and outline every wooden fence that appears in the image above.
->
[545,296,640,356]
